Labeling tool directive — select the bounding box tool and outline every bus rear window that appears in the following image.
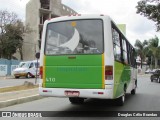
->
[45,19,104,55]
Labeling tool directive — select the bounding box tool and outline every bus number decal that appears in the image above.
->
[46,78,56,82]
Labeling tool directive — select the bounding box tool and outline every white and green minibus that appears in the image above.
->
[39,15,137,106]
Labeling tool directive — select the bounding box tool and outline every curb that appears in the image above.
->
[0,94,45,109]
[138,74,151,76]
[0,88,39,95]
[0,76,14,80]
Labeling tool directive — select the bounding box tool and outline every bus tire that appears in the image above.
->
[131,89,136,95]
[69,97,84,104]
[116,95,125,106]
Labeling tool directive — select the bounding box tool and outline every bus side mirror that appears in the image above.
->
[35,52,40,59]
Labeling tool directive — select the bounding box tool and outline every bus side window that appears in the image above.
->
[130,48,136,68]
[113,44,121,61]
[133,49,137,68]
[127,44,131,65]
[112,28,122,62]
[122,39,128,64]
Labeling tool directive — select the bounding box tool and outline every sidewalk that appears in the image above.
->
[0,88,44,108]
[0,75,14,80]
[138,73,151,77]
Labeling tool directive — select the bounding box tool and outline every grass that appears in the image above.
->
[0,85,38,93]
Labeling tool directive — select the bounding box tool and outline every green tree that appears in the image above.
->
[0,10,19,59]
[0,10,31,60]
[134,40,149,68]
[136,0,160,31]
[3,22,23,59]
[148,36,160,68]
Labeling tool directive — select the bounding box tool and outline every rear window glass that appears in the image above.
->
[45,19,104,55]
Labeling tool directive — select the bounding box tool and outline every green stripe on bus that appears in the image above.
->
[113,61,131,98]
[44,55,103,89]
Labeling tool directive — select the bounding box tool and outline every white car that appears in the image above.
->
[145,69,151,74]
[150,69,157,74]
[13,60,39,79]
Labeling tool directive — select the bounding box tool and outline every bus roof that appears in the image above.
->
[43,14,135,49]
[44,14,112,24]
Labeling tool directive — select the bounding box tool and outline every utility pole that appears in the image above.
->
[151,56,152,70]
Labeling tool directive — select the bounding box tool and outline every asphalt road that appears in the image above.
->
[0,77,39,88]
[1,75,160,120]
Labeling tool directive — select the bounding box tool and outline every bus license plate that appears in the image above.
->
[65,91,80,97]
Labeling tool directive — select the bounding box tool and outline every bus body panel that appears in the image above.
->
[43,55,104,89]
[39,85,114,99]
[126,67,137,93]
[113,61,131,98]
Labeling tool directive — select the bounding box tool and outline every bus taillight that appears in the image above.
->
[40,66,43,79]
[105,66,113,80]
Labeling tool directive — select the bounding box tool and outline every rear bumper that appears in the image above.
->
[39,85,114,99]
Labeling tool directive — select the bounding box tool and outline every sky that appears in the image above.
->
[0,0,159,46]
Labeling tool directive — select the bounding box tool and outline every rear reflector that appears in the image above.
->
[43,90,52,93]
[105,66,113,80]
[98,92,104,95]
[93,92,104,95]
[43,90,48,92]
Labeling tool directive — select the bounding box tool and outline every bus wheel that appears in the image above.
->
[116,95,125,106]
[131,89,136,95]
[69,97,84,104]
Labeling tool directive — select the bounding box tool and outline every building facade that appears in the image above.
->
[22,0,77,60]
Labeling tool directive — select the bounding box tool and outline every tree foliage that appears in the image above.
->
[136,0,160,31]
[134,39,149,68]
[135,36,160,68]
[3,22,23,59]
[148,36,160,68]
[0,10,29,60]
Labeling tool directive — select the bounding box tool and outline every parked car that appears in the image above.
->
[13,60,39,79]
[145,69,151,74]
[150,69,160,83]
[150,69,157,74]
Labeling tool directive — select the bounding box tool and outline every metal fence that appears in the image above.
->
[0,59,21,76]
